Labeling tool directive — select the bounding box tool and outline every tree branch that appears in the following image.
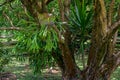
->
[0,27,22,30]
[58,0,65,21]
[46,22,64,43]
[1,41,17,46]
[114,51,120,66]
[3,12,14,27]
[46,0,54,5]
[107,19,120,34]
[107,0,115,26]
[52,25,64,43]
[99,51,120,75]
[0,35,13,38]
[10,52,30,57]
[0,0,15,7]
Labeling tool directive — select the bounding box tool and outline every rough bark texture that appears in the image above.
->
[86,0,120,80]
[58,0,79,79]
[20,0,120,80]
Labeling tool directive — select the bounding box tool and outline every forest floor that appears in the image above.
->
[2,58,120,80]
[3,58,61,80]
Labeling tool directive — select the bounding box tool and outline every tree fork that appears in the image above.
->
[58,0,79,79]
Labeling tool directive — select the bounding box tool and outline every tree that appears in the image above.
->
[0,0,120,80]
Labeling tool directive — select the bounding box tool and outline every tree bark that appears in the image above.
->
[86,0,120,80]
[58,0,81,79]
[20,0,120,80]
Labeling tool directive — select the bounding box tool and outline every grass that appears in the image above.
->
[111,67,120,80]
[2,58,120,80]
[3,58,61,80]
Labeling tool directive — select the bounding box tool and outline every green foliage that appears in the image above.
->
[47,0,59,16]
[14,23,58,73]
[3,56,120,80]
[70,0,92,54]
[69,0,93,68]
[15,25,58,53]
[70,0,92,32]
[0,0,58,74]
[0,45,11,72]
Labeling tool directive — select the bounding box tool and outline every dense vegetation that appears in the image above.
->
[0,0,120,80]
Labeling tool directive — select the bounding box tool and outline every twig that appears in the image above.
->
[0,35,13,38]
[107,0,115,26]
[3,12,14,27]
[0,27,22,30]
[107,19,120,34]
[1,41,17,46]
[46,22,64,43]
[0,0,15,7]
[46,0,54,5]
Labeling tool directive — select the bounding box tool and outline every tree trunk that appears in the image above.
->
[54,0,120,79]
[58,0,120,80]
[57,0,80,79]
[20,0,120,80]
[84,0,120,80]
